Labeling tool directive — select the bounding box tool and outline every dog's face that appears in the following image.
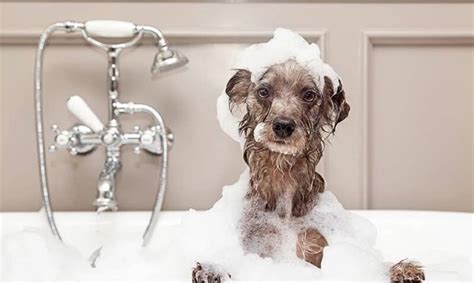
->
[226,59,350,157]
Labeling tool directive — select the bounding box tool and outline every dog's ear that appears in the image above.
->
[226,69,252,109]
[324,76,350,129]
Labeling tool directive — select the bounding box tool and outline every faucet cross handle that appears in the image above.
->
[49,124,96,155]
[131,125,173,155]
[49,124,72,153]
[67,96,104,133]
[49,124,77,153]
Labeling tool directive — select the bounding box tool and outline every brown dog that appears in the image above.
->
[192,59,424,283]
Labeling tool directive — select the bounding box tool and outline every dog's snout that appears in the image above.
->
[272,118,296,138]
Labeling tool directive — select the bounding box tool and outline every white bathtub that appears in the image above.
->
[1,210,472,281]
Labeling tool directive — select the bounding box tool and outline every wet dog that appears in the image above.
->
[192,59,424,283]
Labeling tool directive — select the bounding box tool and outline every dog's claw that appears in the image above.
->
[389,259,425,283]
[192,262,231,283]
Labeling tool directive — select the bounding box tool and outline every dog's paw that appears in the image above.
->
[389,259,425,283]
[192,262,231,283]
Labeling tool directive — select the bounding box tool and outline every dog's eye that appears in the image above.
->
[257,88,270,98]
[302,90,317,102]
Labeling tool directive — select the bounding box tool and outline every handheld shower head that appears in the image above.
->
[140,25,188,74]
[151,48,188,74]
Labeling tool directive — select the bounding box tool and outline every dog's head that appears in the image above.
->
[226,59,350,157]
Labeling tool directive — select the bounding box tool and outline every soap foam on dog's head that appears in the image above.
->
[218,28,343,146]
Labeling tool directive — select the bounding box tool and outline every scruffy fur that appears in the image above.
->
[390,260,425,283]
[192,59,423,282]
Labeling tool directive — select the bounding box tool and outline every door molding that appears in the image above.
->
[360,29,474,209]
[0,29,326,48]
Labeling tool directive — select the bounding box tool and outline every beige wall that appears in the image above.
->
[0,1,472,212]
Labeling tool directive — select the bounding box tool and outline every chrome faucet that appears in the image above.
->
[95,147,120,213]
[34,20,186,246]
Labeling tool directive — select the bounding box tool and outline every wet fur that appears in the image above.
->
[230,60,348,218]
[228,60,348,266]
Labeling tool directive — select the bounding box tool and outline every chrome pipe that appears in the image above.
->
[34,21,83,241]
[107,48,121,122]
[79,133,143,145]
[115,102,169,246]
[141,25,168,49]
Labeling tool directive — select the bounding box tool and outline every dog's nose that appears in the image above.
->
[272,118,296,138]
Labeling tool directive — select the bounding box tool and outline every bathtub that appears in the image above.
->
[1,210,472,281]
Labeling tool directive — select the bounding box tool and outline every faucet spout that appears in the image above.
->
[94,152,120,212]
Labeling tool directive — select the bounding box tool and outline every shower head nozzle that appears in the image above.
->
[151,48,188,74]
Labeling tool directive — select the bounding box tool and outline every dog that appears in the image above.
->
[192,59,425,283]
